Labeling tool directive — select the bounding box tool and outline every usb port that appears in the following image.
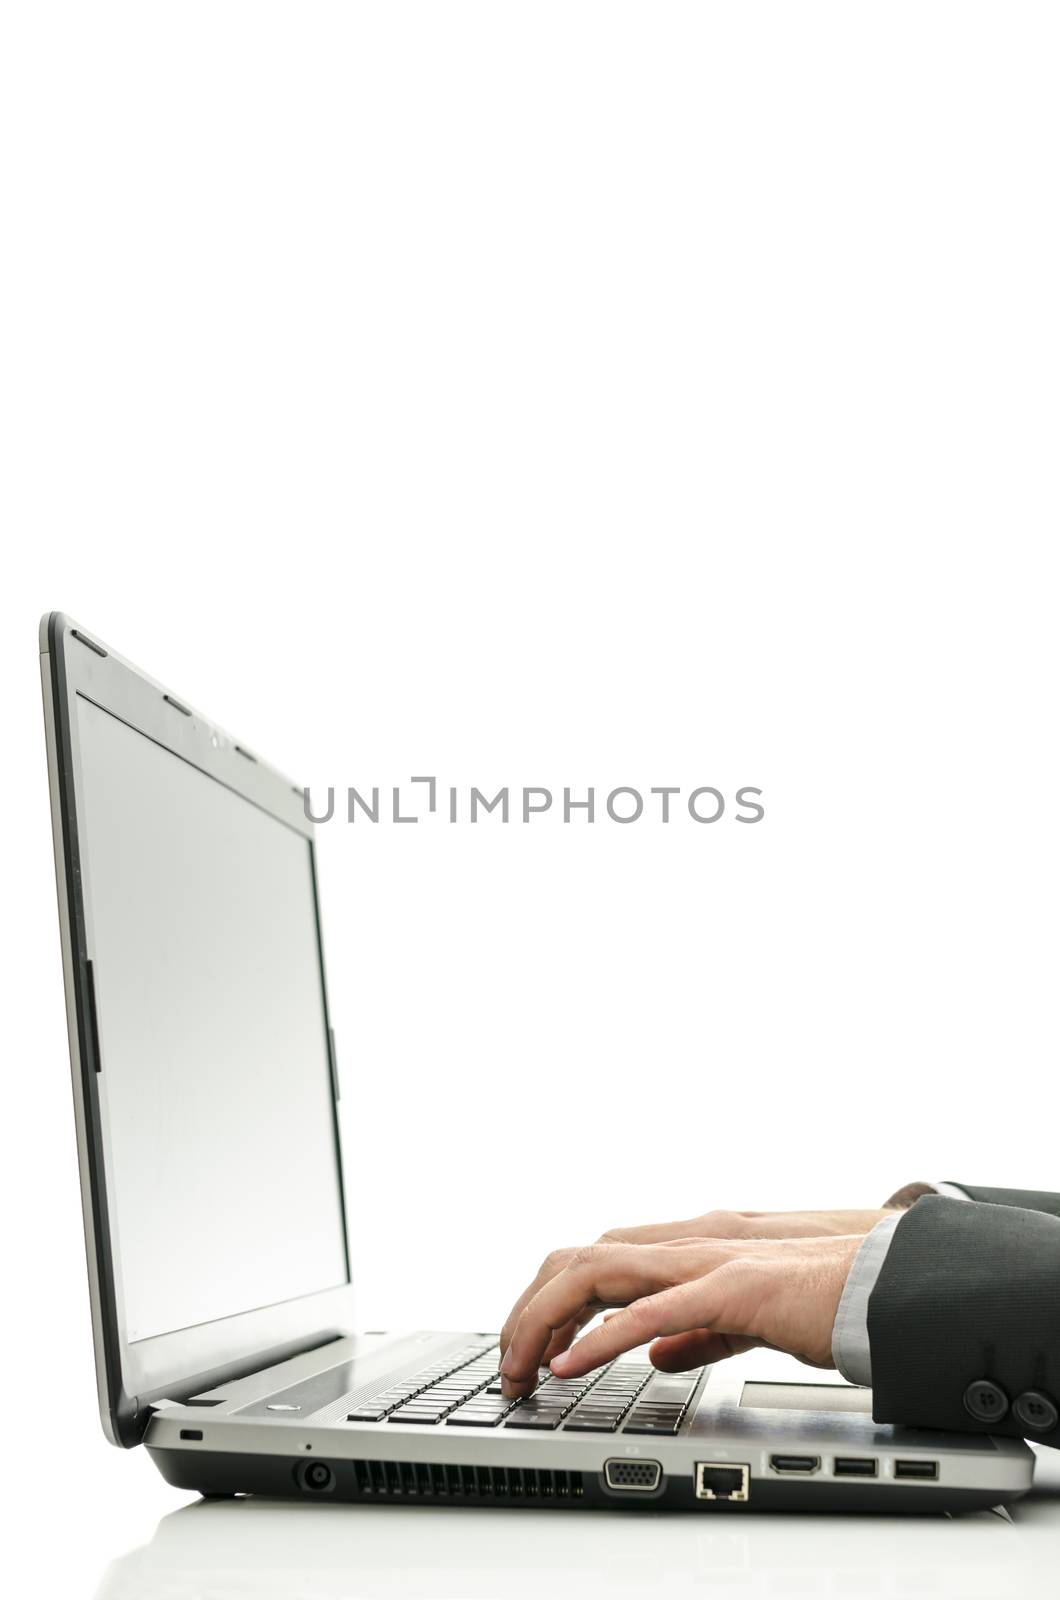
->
[894,1459,938,1480]
[769,1454,819,1474]
[833,1457,877,1477]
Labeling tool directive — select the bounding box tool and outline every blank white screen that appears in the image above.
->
[76,696,348,1343]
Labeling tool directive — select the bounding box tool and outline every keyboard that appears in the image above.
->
[346,1344,702,1435]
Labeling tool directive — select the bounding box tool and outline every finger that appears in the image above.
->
[550,1266,743,1379]
[649,1329,761,1370]
[499,1249,575,1358]
[540,1314,593,1365]
[501,1243,689,1393]
[599,1219,700,1245]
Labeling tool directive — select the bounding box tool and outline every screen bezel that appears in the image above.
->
[41,613,354,1446]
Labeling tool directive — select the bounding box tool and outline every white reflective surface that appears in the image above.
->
[91,1451,1060,1600]
[76,695,347,1345]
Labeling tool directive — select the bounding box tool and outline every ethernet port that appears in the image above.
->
[695,1462,750,1502]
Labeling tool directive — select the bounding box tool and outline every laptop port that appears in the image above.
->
[695,1462,750,1502]
[604,1459,663,1492]
[833,1457,877,1477]
[294,1459,336,1493]
[894,1459,938,1480]
[769,1454,819,1474]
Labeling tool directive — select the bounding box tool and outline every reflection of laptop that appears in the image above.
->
[40,612,1034,1514]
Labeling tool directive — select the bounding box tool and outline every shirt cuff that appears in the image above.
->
[933,1181,972,1200]
[831,1212,903,1386]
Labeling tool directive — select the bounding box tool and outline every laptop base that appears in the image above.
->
[149,1446,1026,1515]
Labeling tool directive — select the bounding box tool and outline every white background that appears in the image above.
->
[1,3,1058,1594]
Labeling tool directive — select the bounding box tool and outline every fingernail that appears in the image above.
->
[550,1353,571,1374]
[499,1349,513,1376]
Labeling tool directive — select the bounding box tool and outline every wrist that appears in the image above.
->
[882,1181,937,1210]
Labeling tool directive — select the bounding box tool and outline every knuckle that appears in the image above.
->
[625,1296,656,1330]
[702,1209,746,1238]
[570,1242,606,1269]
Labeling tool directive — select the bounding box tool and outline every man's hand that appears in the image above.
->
[499,1208,892,1385]
[499,1234,864,1397]
[597,1208,897,1245]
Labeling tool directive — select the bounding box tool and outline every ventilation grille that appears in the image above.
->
[349,1460,584,1501]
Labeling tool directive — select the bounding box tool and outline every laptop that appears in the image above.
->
[40,612,1034,1514]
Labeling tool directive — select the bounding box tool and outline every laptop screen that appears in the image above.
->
[75,694,348,1345]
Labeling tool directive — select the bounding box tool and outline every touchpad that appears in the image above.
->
[740,1381,873,1414]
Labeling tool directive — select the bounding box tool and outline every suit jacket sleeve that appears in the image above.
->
[867,1195,1060,1446]
[942,1181,1060,1218]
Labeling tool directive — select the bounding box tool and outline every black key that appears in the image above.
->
[449,1409,513,1422]
[505,1412,563,1430]
[346,1407,387,1422]
[564,1416,619,1432]
[624,1422,680,1435]
[388,1410,444,1424]
[447,1412,504,1427]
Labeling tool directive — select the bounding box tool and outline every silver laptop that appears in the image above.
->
[40,612,1034,1514]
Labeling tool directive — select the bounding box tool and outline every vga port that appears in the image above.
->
[604,1458,663,1492]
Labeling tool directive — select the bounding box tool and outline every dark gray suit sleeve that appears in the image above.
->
[941,1182,1060,1218]
[867,1196,1060,1446]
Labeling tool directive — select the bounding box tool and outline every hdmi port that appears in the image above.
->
[769,1454,819,1474]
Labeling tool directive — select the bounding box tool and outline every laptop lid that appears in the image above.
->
[40,614,353,1445]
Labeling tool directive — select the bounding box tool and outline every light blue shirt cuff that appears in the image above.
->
[831,1212,902,1386]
